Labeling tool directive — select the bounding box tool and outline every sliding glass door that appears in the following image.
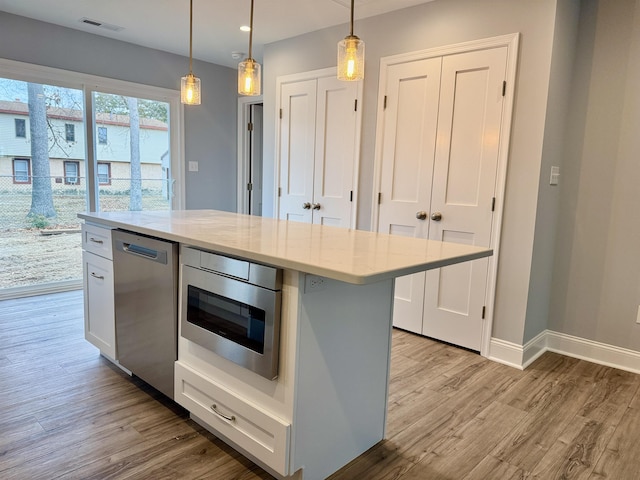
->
[0,61,182,298]
[91,91,173,213]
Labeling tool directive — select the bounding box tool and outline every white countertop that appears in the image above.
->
[79,210,492,285]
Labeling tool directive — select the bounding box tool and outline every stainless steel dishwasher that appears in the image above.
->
[112,229,178,399]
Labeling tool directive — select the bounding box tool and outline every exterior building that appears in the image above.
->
[0,99,169,194]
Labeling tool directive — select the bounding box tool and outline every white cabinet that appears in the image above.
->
[175,362,291,475]
[277,69,362,228]
[81,223,116,360]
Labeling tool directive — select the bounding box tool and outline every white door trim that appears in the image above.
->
[237,95,263,214]
[371,33,520,357]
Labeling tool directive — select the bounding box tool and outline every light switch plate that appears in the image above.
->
[188,161,198,172]
[550,166,560,185]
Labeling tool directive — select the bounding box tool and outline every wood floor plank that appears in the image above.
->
[530,415,615,480]
[588,388,640,479]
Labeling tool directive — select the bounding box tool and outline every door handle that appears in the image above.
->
[431,212,443,221]
[416,211,428,220]
[312,203,321,210]
[302,202,311,210]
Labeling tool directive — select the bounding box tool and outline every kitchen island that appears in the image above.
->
[79,209,492,480]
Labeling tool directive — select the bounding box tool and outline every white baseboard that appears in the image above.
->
[489,330,640,374]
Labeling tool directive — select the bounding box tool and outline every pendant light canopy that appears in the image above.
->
[238,0,261,96]
[337,0,365,81]
[181,0,201,105]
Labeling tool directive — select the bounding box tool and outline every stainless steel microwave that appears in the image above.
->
[180,246,282,380]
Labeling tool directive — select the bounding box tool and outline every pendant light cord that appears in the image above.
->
[189,0,194,74]
[248,0,254,60]
[350,0,354,36]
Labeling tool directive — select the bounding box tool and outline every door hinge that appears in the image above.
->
[350,190,353,202]
[279,108,283,119]
[383,95,388,110]
[278,187,282,197]
[247,183,253,191]
[248,122,253,132]
[378,192,382,204]
[502,81,506,97]
[482,306,486,319]
[354,99,358,112]
[491,197,496,212]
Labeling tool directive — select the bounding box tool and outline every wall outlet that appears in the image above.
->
[188,161,199,172]
[550,166,560,185]
[636,305,640,324]
[305,274,326,293]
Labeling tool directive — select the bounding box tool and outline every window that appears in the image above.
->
[98,126,108,144]
[97,162,111,185]
[15,118,26,138]
[13,158,30,184]
[64,161,80,185]
[65,123,75,142]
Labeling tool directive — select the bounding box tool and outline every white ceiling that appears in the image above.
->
[0,0,436,68]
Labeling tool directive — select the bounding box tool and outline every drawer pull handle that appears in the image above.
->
[211,404,236,423]
[89,237,104,244]
[90,272,104,280]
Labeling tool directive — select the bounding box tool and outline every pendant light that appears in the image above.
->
[238,0,261,96]
[181,0,201,105]
[337,0,365,81]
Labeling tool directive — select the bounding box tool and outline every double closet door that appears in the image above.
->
[277,71,362,228]
[376,46,509,351]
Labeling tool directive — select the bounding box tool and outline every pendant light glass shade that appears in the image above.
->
[337,35,364,81]
[338,0,364,81]
[238,58,261,96]
[238,0,261,96]
[181,73,201,104]
[181,0,201,105]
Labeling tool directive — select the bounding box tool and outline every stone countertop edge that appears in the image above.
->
[78,210,493,285]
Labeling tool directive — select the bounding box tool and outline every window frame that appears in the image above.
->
[65,123,75,142]
[12,158,31,184]
[15,118,26,138]
[63,160,80,185]
[97,162,111,185]
[97,126,108,144]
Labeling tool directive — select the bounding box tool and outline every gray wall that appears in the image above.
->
[263,0,559,345]
[0,11,238,212]
[524,0,581,343]
[550,0,640,350]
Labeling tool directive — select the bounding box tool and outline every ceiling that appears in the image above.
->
[0,0,436,68]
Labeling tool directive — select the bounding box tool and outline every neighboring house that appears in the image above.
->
[0,99,169,192]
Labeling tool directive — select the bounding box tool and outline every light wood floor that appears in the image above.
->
[2,291,640,479]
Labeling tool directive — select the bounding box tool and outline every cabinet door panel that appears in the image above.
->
[83,250,115,359]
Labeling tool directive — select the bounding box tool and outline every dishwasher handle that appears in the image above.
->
[114,238,168,265]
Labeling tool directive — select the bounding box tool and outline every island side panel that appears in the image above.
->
[290,276,394,479]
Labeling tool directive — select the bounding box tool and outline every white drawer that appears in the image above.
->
[175,361,291,476]
[82,223,113,260]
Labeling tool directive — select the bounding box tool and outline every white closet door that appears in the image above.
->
[311,76,359,227]
[376,58,442,332]
[278,79,317,223]
[422,47,508,351]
